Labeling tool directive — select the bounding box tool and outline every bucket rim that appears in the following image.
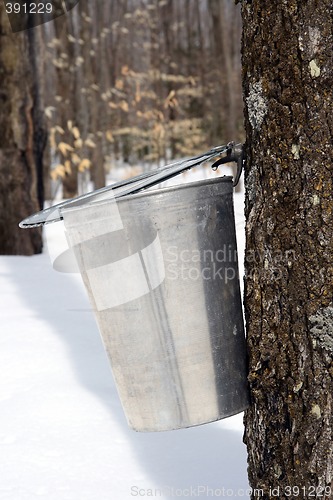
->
[19,144,237,228]
[116,174,233,203]
[62,174,234,215]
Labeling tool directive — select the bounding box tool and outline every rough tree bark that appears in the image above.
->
[0,6,46,255]
[242,1,333,498]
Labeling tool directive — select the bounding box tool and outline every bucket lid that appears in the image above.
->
[20,142,244,228]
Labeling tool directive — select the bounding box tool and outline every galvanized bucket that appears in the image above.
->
[61,176,249,431]
[20,144,249,431]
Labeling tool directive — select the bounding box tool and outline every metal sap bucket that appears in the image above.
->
[20,144,249,431]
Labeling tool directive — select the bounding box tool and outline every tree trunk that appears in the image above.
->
[242,1,333,498]
[0,7,45,255]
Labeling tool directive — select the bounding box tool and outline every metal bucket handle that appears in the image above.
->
[19,142,244,228]
[211,142,245,187]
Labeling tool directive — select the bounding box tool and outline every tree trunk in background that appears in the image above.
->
[28,28,48,211]
[86,0,106,190]
[242,1,333,498]
[0,6,46,255]
[53,14,78,198]
[208,0,230,142]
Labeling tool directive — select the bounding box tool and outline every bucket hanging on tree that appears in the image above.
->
[20,143,250,432]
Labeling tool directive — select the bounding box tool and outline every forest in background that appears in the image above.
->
[40,0,243,198]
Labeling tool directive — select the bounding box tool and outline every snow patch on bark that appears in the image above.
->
[309,305,333,353]
[309,59,321,78]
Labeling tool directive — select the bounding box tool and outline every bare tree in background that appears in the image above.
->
[43,0,243,196]
[0,6,46,255]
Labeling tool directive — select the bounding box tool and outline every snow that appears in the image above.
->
[0,170,249,500]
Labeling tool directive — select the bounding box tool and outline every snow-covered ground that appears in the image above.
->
[0,168,249,500]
